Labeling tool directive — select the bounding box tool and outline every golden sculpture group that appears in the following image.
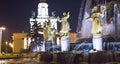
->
[43,12,71,45]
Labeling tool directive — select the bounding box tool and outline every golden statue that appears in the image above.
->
[87,6,103,35]
[57,12,70,36]
[43,20,51,41]
[43,19,56,44]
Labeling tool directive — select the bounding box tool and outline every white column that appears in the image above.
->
[61,36,70,52]
[92,34,103,51]
[28,37,31,47]
[24,37,27,49]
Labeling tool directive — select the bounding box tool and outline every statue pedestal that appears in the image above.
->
[61,36,70,52]
[92,34,103,51]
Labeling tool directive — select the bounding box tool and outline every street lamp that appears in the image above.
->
[0,27,5,54]
[5,41,8,54]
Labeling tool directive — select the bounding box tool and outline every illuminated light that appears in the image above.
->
[32,39,35,41]
[0,27,5,30]
[38,3,49,18]
[9,43,13,48]
[37,46,40,51]
[50,19,58,29]
[5,41,8,45]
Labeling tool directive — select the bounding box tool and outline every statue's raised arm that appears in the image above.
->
[67,12,70,18]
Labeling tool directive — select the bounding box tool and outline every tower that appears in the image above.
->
[29,0,58,52]
[30,0,58,33]
[37,0,49,18]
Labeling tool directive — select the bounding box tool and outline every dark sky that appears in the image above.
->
[0,0,81,41]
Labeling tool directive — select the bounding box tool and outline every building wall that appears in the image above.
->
[69,33,77,43]
[12,32,28,53]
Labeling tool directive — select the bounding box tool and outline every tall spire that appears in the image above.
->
[40,0,46,2]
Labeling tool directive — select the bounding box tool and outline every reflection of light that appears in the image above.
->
[0,60,8,64]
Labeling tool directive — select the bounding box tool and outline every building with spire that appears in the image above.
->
[30,0,58,32]
[29,0,58,52]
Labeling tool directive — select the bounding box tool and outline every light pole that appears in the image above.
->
[0,27,5,54]
[5,41,8,54]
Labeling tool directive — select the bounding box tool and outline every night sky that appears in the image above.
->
[0,0,81,41]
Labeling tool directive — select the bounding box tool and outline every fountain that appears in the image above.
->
[76,0,120,51]
[28,0,120,64]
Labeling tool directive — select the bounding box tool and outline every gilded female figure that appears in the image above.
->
[87,6,103,34]
[58,12,70,36]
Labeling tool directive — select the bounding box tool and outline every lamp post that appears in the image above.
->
[5,41,8,54]
[9,42,13,53]
[0,27,5,54]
